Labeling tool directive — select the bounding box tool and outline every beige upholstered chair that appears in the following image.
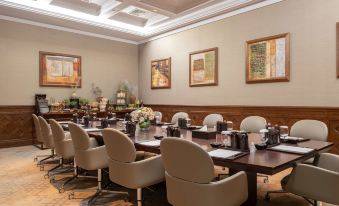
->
[171,112,189,124]
[291,119,328,164]
[37,116,56,170]
[49,119,76,191]
[160,137,248,206]
[203,114,223,128]
[32,114,51,162]
[103,128,165,206]
[154,111,163,122]
[290,120,328,141]
[32,114,44,149]
[266,153,339,205]
[240,116,267,133]
[68,123,127,203]
[240,116,268,182]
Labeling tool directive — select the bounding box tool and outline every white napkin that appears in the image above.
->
[199,125,208,131]
[269,145,314,154]
[208,149,242,159]
[138,140,161,147]
[58,121,73,124]
[84,128,103,132]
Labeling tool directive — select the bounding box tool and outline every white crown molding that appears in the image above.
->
[0,0,146,36]
[140,0,284,44]
[0,0,284,45]
[0,15,139,44]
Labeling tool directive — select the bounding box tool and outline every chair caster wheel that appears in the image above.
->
[49,178,55,183]
[59,188,65,193]
[68,193,74,200]
[44,174,49,179]
[40,166,44,171]
[264,194,271,201]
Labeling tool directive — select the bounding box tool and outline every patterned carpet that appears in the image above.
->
[0,145,335,206]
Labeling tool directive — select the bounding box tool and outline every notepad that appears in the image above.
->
[138,140,161,147]
[84,128,103,132]
[268,145,314,154]
[208,149,242,159]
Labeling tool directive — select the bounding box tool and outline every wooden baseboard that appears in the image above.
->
[147,104,339,154]
[0,105,35,148]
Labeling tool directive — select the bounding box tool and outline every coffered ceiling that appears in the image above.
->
[0,0,283,44]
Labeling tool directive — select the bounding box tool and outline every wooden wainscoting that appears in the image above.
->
[147,105,339,154]
[0,106,35,148]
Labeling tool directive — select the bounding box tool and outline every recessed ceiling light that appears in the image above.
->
[152,9,157,12]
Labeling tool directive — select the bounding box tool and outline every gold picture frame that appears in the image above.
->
[189,47,218,87]
[39,51,81,87]
[246,33,290,83]
[151,57,171,89]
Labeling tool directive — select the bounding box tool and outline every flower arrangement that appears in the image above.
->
[131,107,155,129]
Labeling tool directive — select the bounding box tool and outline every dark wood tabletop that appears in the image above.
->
[74,122,333,206]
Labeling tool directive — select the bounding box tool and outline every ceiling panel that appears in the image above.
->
[139,0,212,14]
[50,0,102,16]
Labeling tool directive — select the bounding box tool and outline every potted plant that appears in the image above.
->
[131,107,155,130]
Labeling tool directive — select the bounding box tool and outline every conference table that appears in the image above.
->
[77,122,333,206]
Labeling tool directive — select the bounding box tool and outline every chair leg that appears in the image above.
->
[68,168,129,203]
[137,188,142,206]
[258,174,269,183]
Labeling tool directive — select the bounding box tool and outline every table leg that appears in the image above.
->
[229,169,258,206]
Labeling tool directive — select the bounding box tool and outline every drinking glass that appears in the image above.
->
[280,126,289,139]
[161,126,168,137]
[226,121,233,131]
[221,131,231,147]
[186,118,191,127]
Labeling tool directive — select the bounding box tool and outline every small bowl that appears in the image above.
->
[210,142,224,148]
[255,143,267,150]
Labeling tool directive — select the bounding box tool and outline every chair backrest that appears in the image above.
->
[50,119,74,159]
[160,137,215,184]
[38,116,54,148]
[290,120,328,141]
[32,114,43,142]
[68,123,91,151]
[49,119,66,143]
[154,111,163,122]
[240,116,267,133]
[102,128,136,163]
[203,114,223,128]
[171,112,189,124]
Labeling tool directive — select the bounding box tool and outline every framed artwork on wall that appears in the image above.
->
[246,33,290,83]
[189,47,218,87]
[39,51,81,87]
[151,57,171,89]
[336,23,339,78]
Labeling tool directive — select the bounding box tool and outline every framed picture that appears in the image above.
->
[39,51,81,87]
[151,57,171,89]
[246,33,290,83]
[336,23,339,78]
[189,47,218,87]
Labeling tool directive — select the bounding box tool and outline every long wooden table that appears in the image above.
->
[84,123,333,206]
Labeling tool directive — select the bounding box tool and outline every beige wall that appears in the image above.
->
[0,20,138,105]
[139,0,339,107]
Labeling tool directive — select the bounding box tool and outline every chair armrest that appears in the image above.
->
[285,164,339,205]
[208,171,248,205]
[78,145,108,170]
[316,153,339,172]
[109,155,165,189]
[60,139,75,159]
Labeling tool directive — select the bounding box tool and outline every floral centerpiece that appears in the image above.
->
[131,107,155,130]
